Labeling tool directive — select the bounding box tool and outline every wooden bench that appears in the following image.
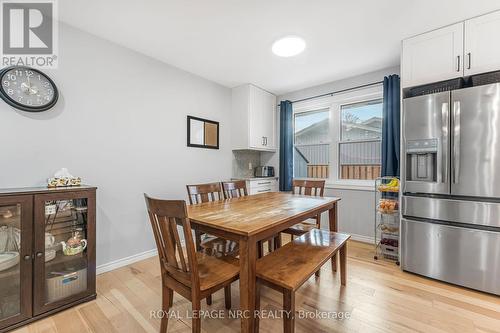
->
[255,229,350,333]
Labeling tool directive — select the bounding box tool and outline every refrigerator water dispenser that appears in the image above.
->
[406,139,438,182]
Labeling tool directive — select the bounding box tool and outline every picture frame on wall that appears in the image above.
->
[187,116,219,149]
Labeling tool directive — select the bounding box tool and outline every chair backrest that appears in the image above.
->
[292,179,325,197]
[222,180,248,199]
[186,182,223,204]
[144,194,199,288]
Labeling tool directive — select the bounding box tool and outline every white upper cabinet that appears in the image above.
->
[402,22,464,88]
[402,10,500,89]
[231,84,276,151]
[260,88,276,149]
[464,10,500,76]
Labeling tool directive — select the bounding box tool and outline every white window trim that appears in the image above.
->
[293,85,383,191]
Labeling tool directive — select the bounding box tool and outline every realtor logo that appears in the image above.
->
[1,0,58,68]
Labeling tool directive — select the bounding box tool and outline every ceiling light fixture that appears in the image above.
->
[272,36,306,57]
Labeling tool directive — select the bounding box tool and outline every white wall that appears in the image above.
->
[0,24,233,267]
[278,66,400,102]
[277,66,400,242]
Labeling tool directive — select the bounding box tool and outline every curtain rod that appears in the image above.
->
[279,80,384,106]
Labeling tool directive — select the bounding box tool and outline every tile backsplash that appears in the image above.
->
[232,150,261,178]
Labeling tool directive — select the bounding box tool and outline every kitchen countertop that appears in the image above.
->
[231,177,279,181]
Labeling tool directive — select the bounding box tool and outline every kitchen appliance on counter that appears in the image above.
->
[401,82,500,295]
[254,166,275,177]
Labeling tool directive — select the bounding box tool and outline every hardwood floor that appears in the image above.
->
[13,240,500,333]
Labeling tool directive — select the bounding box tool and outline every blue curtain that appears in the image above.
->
[381,75,401,177]
[279,100,293,191]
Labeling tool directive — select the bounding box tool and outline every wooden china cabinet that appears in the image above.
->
[0,186,96,332]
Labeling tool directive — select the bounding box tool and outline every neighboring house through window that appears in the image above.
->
[292,84,383,187]
[339,99,382,180]
[293,109,330,179]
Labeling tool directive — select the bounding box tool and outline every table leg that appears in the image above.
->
[239,237,257,333]
[329,204,338,272]
[340,243,347,286]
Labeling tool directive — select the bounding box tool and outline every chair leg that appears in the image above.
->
[168,288,174,307]
[283,290,295,333]
[160,286,173,333]
[224,284,232,310]
[192,298,201,333]
[257,241,264,258]
[267,239,273,253]
[315,268,321,277]
[206,295,212,305]
[195,230,202,252]
[340,244,347,286]
[274,234,282,250]
[255,282,261,333]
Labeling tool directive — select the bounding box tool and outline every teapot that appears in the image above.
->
[61,231,87,256]
[45,232,55,248]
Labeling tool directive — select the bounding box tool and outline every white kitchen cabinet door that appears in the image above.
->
[261,91,276,149]
[248,86,265,149]
[464,10,500,76]
[402,22,464,88]
[233,84,276,151]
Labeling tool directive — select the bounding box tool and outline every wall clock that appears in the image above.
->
[0,66,58,112]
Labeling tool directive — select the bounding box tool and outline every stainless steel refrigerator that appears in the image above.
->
[401,82,500,295]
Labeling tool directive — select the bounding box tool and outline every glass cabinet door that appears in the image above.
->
[33,191,95,315]
[0,195,32,330]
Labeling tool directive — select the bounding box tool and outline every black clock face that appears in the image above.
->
[0,66,58,112]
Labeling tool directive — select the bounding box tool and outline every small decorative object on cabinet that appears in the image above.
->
[0,186,96,333]
[374,177,400,265]
[47,168,82,188]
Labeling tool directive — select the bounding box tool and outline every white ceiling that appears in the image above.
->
[59,0,500,95]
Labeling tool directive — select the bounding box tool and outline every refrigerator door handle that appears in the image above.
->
[439,102,449,184]
[453,101,461,184]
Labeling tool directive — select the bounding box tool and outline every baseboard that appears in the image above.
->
[348,233,374,244]
[96,249,158,275]
[95,235,372,275]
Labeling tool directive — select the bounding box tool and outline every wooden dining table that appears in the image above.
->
[187,191,341,333]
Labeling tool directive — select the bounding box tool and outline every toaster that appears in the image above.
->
[254,166,275,177]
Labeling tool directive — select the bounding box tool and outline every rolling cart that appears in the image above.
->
[374,177,400,265]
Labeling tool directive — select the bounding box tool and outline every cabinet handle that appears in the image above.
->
[36,252,43,258]
[257,181,271,185]
[264,137,267,146]
[24,255,32,261]
[257,189,271,193]
[456,55,461,72]
[467,52,471,70]
[262,137,265,146]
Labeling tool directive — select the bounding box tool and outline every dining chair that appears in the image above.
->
[144,195,239,333]
[282,179,325,237]
[221,180,281,257]
[186,182,239,257]
[186,182,239,305]
[221,180,248,198]
[281,179,325,276]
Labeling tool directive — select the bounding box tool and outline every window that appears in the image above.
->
[339,99,382,180]
[293,109,330,179]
